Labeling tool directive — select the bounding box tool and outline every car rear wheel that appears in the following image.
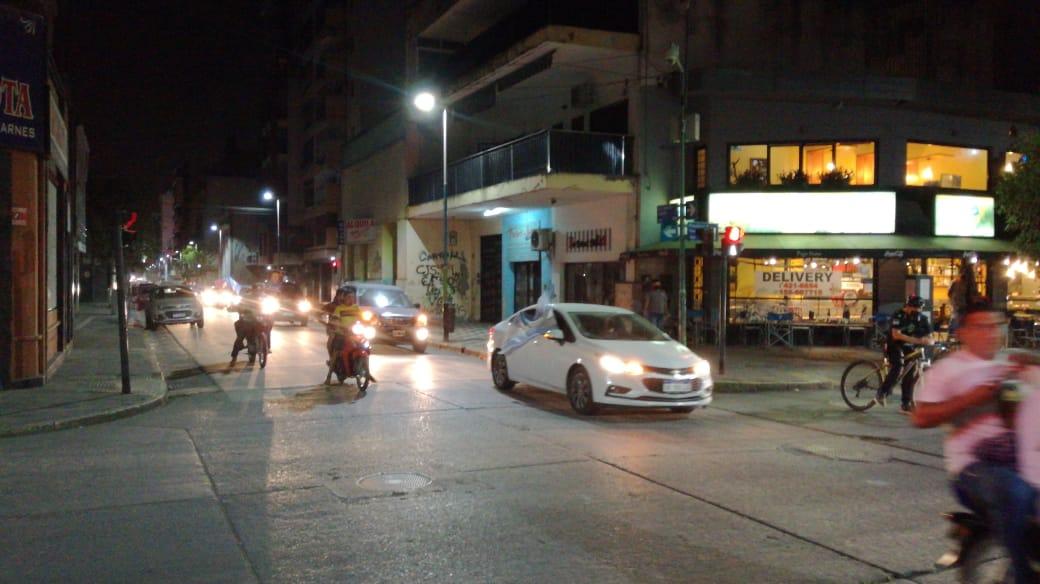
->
[412,340,427,354]
[491,352,515,390]
[196,318,204,329]
[567,367,597,415]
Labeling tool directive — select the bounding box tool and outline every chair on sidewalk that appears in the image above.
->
[766,313,794,348]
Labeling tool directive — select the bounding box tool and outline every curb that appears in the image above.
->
[429,341,836,393]
[0,379,168,438]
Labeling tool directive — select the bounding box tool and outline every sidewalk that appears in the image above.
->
[0,304,168,437]
[430,321,876,393]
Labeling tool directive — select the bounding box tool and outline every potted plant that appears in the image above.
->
[734,166,767,187]
[778,169,810,187]
[818,167,854,187]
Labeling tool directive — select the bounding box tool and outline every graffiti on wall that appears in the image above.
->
[416,250,470,318]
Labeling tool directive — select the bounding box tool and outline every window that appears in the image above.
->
[729,141,876,186]
[906,142,987,190]
[1004,151,1023,174]
[730,257,874,322]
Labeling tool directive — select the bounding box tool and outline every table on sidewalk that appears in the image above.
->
[731,319,873,348]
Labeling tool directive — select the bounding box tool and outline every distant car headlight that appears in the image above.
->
[599,355,643,376]
[297,299,312,313]
[694,359,711,377]
[260,296,280,315]
[416,313,428,326]
[201,289,217,306]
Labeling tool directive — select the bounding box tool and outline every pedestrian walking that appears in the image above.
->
[643,280,668,330]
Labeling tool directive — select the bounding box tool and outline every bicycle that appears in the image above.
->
[840,341,952,411]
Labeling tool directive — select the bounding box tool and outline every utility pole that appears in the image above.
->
[114,219,131,394]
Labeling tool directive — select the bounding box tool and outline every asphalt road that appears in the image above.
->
[0,306,960,583]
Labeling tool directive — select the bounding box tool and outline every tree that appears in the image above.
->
[995,133,1040,256]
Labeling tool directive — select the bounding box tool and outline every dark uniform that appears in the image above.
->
[879,307,932,408]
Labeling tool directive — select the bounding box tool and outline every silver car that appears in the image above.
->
[146,286,204,330]
[341,282,430,353]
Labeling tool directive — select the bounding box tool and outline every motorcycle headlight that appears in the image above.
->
[351,321,364,335]
[361,310,373,322]
[260,296,280,315]
[297,299,312,313]
[416,313,428,326]
[364,326,376,340]
[694,359,711,378]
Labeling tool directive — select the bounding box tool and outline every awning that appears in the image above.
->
[741,234,1016,255]
[620,239,702,258]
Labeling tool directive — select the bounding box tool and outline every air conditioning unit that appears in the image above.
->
[530,228,554,251]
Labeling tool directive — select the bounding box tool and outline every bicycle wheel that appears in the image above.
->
[841,360,883,411]
[258,332,269,369]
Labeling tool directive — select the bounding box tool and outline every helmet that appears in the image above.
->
[906,295,924,308]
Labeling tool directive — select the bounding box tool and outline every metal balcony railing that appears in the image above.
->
[408,129,631,206]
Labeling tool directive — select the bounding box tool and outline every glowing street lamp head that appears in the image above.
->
[413,91,436,113]
[210,224,218,232]
[262,190,275,201]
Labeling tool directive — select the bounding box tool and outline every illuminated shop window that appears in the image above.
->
[730,141,876,186]
[906,142,988,190]
[729,257,874,322]
[1004,151,1023,174]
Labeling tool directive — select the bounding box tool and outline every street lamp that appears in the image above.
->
[413,90,451,342]
[210,223,224,279]
[262,189,281,256]
[667,43,689,346]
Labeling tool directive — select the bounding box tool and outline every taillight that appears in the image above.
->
[488,327,494,338]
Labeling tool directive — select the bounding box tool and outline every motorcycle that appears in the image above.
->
[326,314,376,390]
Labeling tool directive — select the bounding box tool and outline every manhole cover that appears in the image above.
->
[356,472,432,493]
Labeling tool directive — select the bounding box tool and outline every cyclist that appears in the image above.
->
[913,302,1034,584]
[877,294,934,411]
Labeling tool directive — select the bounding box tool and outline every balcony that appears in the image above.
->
[408,129,631,207]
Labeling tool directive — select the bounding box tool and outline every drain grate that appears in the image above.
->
[356,472,432,493]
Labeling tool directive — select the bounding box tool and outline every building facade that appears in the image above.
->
[327,0,1038,334]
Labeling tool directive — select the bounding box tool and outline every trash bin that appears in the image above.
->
[443,303,456,333]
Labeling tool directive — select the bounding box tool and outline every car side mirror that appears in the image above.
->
[544,328,566,344]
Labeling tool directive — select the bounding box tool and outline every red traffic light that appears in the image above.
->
[721,225,744,246]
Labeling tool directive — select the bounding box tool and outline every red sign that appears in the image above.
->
[11,206,26,226]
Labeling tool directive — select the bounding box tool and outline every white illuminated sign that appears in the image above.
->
[935,194,995,238]
[708,191,896,234]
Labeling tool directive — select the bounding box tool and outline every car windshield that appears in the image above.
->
[359,289,411,308]
[567,311,669,341]
[279,284,302,297]
[153,287,195,299]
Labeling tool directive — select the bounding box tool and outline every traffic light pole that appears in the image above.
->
[719,253,728,376]
[114,222,131,394]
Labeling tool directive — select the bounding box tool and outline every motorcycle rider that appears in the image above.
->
[913,302,1035,584]
[877,294,934,412]
[323,286,375,385]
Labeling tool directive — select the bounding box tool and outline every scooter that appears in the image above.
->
[325,317,375,390]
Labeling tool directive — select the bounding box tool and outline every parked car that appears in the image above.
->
[269,282,312,326]
[339,282,430,353]
[487,303,713,415]
[146,285,204,330]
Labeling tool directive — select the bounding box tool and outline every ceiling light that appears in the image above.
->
[482,207,508,217]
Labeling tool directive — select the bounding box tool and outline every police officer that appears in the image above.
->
[878,294,934,411]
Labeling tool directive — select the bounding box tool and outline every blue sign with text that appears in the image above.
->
[0,7,47,152]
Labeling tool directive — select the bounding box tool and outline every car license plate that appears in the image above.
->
[391,329,406,338]
[662,380,691,394]
[171,311,188,318]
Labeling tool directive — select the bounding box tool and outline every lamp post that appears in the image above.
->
[413,90,451,342]
[262,189,281,256]
[668,43,689,346]
[210,223,223,279]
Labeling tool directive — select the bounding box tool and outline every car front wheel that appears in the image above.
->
[567,367,597,415]
[491,352,515,390]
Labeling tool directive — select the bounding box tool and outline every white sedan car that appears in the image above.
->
[487,303,713,415]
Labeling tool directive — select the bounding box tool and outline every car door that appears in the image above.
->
[503,307,547,386]
[516,310,581,391]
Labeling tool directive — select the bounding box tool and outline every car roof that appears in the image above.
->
[339,281,405,292]
[520,303,632,314]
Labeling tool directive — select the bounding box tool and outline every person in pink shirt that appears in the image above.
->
[913,303,1035,584]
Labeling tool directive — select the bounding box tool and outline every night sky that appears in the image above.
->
[56,1,278,196]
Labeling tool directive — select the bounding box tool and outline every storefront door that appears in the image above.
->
[513,261,540,310]
[565,262,621,306]
[480,235,502,322]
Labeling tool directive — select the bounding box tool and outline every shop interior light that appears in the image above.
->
[921,167,935,181]
[810,261,818,269]
[482,207,508,217]
[1005,162,1015,173]
[1004,257,1012,266]
[825,162,836,172]
[969,255,978,264]
[852,257,861,265]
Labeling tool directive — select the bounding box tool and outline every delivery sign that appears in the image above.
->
[755,270,842,297]
[0,7,46,152]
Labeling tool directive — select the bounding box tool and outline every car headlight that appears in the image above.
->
[260,296,280,315]
[201,289,217,305]
[416,313,428,326]
[694,360,711,377]
[415,327,430,341]
[297,299,312,313]
[361,310,373,322]
[599,355,643,376]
